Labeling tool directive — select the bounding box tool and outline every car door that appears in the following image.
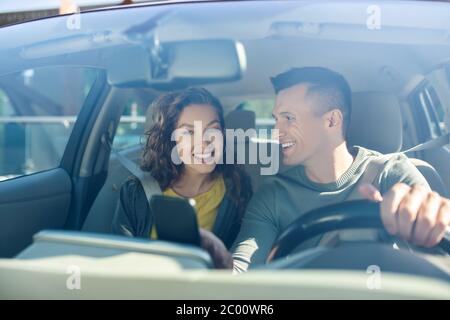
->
[407,68,450,192]
[0,15,112,257]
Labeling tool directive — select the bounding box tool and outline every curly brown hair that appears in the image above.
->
[141,87,252,217]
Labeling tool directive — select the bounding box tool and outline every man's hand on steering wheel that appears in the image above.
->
[359,183,450,248]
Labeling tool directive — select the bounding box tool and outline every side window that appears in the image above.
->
[0,66,100,182]
[421,84,446,137]
[0,89,15,181]
[409,81,446,143]
[0,89,14,116]
[112,95,148,151]
[240,98,275,139]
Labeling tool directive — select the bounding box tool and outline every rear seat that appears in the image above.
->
[225,108,281,191]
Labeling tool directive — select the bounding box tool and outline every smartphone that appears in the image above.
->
[149,195,201,246]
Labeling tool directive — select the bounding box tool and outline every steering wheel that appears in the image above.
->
[267,200,450,262]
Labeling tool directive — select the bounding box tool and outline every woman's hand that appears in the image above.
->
[199,229,233,269]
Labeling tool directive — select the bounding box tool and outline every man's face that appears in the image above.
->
[272,83,327,166]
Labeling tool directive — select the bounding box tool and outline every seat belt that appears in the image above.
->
[320,133,450,247]
[113,149,161,202]
[348,132,450,199]
[347,154,392,200]
[402,132,450,154]
[336,134,450,244]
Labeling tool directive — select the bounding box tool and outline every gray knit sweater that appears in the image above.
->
[231,146,429,272]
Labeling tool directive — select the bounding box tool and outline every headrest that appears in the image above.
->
[347,92,403,154]
[144,107,257,134]
[225,109,256,131]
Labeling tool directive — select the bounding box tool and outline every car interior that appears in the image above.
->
[0,0,449,298]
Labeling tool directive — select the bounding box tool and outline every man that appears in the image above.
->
[203,67,450,271]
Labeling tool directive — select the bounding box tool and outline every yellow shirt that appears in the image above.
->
[150,175,226,239]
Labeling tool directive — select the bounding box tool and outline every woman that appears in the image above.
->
[112,87,252,252]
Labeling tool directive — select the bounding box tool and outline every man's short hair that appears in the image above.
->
[270,67,352,136]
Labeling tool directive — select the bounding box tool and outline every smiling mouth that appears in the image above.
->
[281,141,296,151]
[193,151,215,164]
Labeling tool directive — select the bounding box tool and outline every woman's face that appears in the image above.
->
[173,104,224,175]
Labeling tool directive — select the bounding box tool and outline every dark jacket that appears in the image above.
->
[111,175,251,249]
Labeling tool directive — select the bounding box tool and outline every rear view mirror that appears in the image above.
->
[106,39,246,88]
[163,39,247,84]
